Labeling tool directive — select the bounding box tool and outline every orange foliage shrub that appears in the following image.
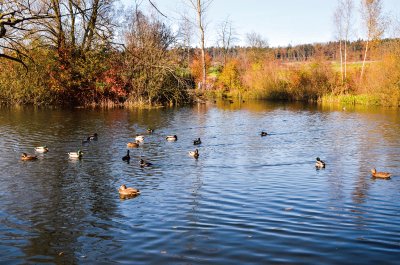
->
[190,52,211,84]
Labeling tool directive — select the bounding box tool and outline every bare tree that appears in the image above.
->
[123,7,189,105]
[334,4,344,84]
[246,31,268,48]
[186,0,213,90]
[334,0,353,85]
[360,0,384,80]
[0,0,51,68]
[178,12,193,67]
[217,17,237,66]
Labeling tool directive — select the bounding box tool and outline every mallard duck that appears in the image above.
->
[122,150,130,162]
[82,137,90,145]
[119,184,140,196]
[371,168,391,179]
[261,131,268,137]
[189,149,199,159]
[135,135,145,142]
[315,157,325,169]
[166,135,177,141]
[193,138,201,145]
[68,150,83,159]
[21,152,38,161]
[88,133,98,141]
[140,159,153,167]
[35,146,49,153]
[127,141,140,148]
[147,128,154,134]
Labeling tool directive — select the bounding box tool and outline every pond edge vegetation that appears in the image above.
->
[1,0,399,108]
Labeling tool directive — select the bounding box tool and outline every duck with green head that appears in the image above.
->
[35,146,49,153]
[68,150,83,159]
[122,150,130,162]
[166,135,177,141]
[189,149,199,159]
[315,157,325,169]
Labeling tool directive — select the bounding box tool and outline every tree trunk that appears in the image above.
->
[339,39,343,85]
[196,0,206,91]
[344,40,347,80]
[360,39,369,82]
[68,0,75,47]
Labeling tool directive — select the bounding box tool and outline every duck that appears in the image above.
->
[193,138,201,145]
[21,152,38,161]
[88,133,98,141]
[140,159,153,167]
[189,149,199,159]
[261,131,268,137]
[34,146,49,153]
[147,128,154,134]
[122,150,130,162]
[315,157,325,169]
[118,184,141,196]
[135,135,145,142]
[371,168,391,179]
[82,137,90,145]
[68,150,83,159]
[166,135,178,141]
[127,140,140,148]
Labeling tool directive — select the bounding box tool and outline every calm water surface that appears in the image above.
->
[0,101,399,264]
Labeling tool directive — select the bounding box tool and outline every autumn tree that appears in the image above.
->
[123,7,190,105]
[360,0,384,80]
[186,0,213,90]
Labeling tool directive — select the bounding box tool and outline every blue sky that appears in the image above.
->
[122,0,399,47]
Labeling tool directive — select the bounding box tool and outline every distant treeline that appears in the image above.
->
[203,38,399,63]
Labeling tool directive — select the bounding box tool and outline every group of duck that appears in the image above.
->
[20,133,98,161]
[314,150,391,179]
[20,129,204,199]
[20,129,392,199]
[262,131,392,180]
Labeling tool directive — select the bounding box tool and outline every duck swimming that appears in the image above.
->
[166,135,177,141]
[193,138,201,145]
[261,131,268,137]
[82,137,90,145]
[118,184,140,197]
[35,146,49,153]
[371,168,391,179]
[315,157,326,169]
[135,135,145,142]
[122,150,130,162]
[147,128,154,134]
[189,149,199,159]
[89,133,98,141]
[68,150,83,159]
[140,159,153,167]
[21,153,38,161]
[127,140,140,148]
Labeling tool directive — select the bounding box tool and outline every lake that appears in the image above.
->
[0,101,399,264]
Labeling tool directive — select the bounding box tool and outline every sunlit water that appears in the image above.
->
[0,101,399,264]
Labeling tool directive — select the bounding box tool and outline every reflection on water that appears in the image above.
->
[0,101,400,264]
